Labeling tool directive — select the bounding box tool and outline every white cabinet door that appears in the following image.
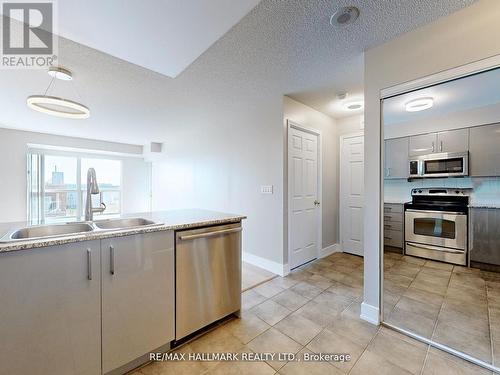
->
[470,123,500,176]
[384,137,409,179]
[409,133,437,156]
[0,241,101,375]
[101,231,175,373]
[437,129,469,153]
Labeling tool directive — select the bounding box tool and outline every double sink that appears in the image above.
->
[1,218,161,243]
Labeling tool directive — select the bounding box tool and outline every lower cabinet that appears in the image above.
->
[0,231,175,375]
[384,203,404,249]
[0,240,102,375]
[470,208,500,266]
[101,231,175,374]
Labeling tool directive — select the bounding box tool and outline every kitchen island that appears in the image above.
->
[0,209,245,375]
[0,209,246,252]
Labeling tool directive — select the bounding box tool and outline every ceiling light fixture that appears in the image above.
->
[343,100,364,111]
[405,97,434,112]
[330,6,360,26]
[26,67,90,119]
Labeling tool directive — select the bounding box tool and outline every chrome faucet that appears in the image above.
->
[85,168,106,221]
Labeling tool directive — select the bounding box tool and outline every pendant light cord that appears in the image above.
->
[44,76,56,96]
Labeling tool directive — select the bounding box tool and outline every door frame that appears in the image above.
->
[378,55,500,373]
[286,120,322,271]
[339,132,365,255]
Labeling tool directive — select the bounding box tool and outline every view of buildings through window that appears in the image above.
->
[29,152,122,223]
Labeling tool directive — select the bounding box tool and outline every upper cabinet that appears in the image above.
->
[437,129,469,153]
[385,137,409,179]
[409,133,437,156]
[469,123,500,176]
[409,129,469,156]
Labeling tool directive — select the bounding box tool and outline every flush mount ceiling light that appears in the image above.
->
[47,66,73,81]
[26,67,90,119]
[330,6,360,26]
[343,100,364,111]
[405,97,434,112]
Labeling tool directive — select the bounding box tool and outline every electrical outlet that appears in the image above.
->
[261,185,273,194]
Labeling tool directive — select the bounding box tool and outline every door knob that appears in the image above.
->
[314,200,320,206]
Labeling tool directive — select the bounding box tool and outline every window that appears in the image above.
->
[28,151,122,224]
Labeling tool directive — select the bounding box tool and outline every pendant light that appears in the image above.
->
[27,66,90,119]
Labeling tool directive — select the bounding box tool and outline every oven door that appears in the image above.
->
[405,209,467,250]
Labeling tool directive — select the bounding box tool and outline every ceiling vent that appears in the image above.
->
[330,6,360,26]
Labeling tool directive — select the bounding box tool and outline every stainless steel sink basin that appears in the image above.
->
[93,218,158,230]
[7,222,94,241]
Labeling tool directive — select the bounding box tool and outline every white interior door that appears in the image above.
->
[289,124,320,269]
[341,134,364,256]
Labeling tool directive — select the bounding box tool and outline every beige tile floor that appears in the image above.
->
[384,251,500,368]
[242,261,277,291]
[132,252,492,374]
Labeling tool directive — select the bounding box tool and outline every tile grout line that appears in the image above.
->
[273,257,366,372]
[428,264,453,344]
[419,342,432,375]
[384,255,424,322]
[346,316,384,374]
[416,264,452,373]
[248,257,362,373]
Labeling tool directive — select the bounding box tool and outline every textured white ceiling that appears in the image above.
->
[54,0,261,78]
[0,0,475,144]
[384,67,500,125]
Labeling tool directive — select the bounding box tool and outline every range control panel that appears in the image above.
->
[411,188,471,196]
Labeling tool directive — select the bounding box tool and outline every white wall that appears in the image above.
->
[336,115,364,137]
[151,94,284,264]
[364,0,500,322]
[0,128,151,223]
[282,96,338,258]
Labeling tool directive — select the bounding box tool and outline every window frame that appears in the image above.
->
[27,149,123,224]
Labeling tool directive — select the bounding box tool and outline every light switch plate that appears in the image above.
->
[261,185,273,194]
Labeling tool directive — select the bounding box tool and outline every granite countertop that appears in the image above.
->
[384,199,409,205]
[469,203,500,209]
[0,209,246,253]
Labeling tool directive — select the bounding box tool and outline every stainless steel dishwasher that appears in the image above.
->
[175,222,242,340]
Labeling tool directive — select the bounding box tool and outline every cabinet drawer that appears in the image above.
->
[384,204,403,214]
[384,221,403,232]
[384,229,403,248]
[383,212,403,223]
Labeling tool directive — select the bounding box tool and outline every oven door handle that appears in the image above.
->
[405,209,466,216]
[406,242,464,254]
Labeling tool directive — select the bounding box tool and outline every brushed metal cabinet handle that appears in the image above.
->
[110,245,115,275]
[440,140,443,152]
[87,249,92,280]
[179,227,242,241]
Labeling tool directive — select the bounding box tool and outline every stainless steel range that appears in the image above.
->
[404,188,469,266]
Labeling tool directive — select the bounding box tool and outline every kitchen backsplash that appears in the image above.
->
[384,177,500,206]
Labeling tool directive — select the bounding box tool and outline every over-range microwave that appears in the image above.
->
[409,151,469,178]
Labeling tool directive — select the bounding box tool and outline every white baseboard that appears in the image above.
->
[320,243,341,258]
[360,302,380,325]
[242,252,288,276]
